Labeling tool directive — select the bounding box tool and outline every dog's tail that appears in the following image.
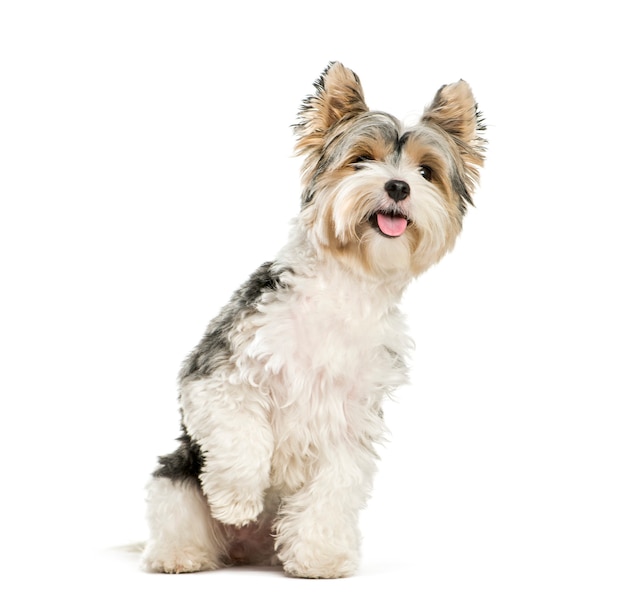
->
[103,542,146,562]
[112,542,145,553]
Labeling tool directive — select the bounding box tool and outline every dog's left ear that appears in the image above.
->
[294,62,369,159]
[421,80,486,196]
[421,80,483,145]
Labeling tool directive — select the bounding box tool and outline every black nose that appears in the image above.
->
[384,179,410,202]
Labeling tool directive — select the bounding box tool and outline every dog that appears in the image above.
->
[141,61,485,578]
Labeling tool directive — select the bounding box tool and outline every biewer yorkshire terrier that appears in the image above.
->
[142,62,485,578]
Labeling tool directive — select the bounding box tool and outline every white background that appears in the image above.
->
[1,1,624,605]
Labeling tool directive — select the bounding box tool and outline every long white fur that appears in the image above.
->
[143,477,228,574]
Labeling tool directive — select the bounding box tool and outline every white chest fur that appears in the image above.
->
[240,264,411,407]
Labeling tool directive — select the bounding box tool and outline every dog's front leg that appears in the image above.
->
[181,376,273,527]
[275,444,377,578]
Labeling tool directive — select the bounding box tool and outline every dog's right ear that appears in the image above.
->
[294,62,369,159]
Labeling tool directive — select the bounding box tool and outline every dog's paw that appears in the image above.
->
[209,495,264,527]
[201,471,267,527]
[141,545,219,574]
[282,555,358,579]
[279,545,359,579]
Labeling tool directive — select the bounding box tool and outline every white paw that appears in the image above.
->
[141,545,219,574]
[209,494,264,527]
[279,544,359,579]
[283,555,358,579]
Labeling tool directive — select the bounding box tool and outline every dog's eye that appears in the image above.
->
[419,165,433,181]
[351,154,374,169]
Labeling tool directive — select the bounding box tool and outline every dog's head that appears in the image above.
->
[294,62,485,280]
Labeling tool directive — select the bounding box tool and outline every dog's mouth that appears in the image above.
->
[369,211,409,238]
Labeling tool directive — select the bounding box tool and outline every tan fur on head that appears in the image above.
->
[294,62,369,195]
[295,62,368,149]
[421,80,486,198]
[292,63,486,283]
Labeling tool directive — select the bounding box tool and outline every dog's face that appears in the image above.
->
[294,62,485,280]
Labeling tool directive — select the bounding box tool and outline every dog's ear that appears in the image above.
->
[294,62,369,158]
[421,80,486,198]
[421,80,482,145]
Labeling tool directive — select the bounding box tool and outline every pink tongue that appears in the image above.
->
[377,213,408,237]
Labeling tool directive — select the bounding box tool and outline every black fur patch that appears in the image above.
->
[450,164,473,214]
[179,261,291,381]
[153,423,204,481]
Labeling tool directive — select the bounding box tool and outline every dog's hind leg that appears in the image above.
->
[141,476,228,573]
